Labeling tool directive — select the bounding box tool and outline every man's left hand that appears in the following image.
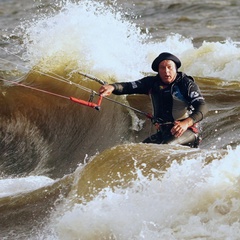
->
[171,118,193,137]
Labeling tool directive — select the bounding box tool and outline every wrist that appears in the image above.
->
[110,84,117,91]
[186,118,193,127]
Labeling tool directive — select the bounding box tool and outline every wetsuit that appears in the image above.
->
[111,72,208,148]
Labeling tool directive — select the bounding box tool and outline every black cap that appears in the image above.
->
[151,52,181,72]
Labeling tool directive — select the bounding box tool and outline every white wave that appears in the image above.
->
[49,145,240,240]
[0,175,54,197]
[20,1,240,85]
[180,39,240,81]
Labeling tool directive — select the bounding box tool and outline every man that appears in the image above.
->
[99,52,208,148]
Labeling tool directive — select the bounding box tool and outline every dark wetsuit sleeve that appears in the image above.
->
[191,101,208,123]
[110,77,152,95]
[187,81,208,123]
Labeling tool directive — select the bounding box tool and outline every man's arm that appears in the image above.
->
[99,77,153,96]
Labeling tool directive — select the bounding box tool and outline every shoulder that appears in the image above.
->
[175,72,198,90]
[138,75,158,82]
[135,75,159,87]
[176,72,194,83]
[174,72,201,97]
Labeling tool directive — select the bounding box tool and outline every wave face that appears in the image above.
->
[0,0,240,239]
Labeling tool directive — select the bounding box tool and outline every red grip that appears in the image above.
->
[70,97,98,108]
[70,96,103,111]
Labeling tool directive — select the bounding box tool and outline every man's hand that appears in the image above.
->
[99,85,115,96]
[171,118,193,137]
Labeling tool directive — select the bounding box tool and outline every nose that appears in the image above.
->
[164,67,169,74]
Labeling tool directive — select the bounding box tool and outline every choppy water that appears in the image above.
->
[0,0,240,239]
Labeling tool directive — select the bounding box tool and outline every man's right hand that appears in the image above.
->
[99,85,115,96]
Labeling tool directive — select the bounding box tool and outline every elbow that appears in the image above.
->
[191,102,209,123]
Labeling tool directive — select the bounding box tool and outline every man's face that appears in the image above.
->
[158,60,177,85]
